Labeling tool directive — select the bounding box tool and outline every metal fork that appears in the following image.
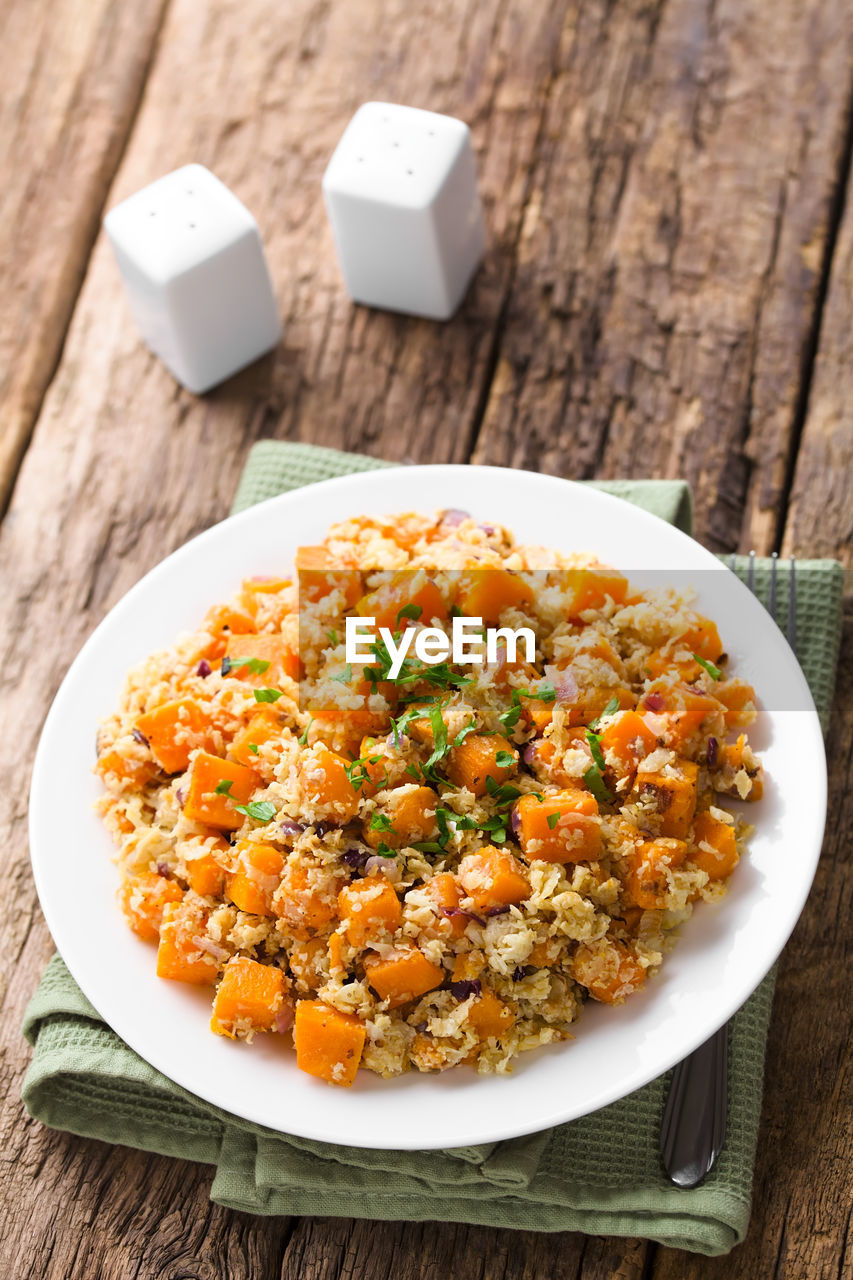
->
[660,551,797,1188]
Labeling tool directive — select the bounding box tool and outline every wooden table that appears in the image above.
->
[1,1,851,1276]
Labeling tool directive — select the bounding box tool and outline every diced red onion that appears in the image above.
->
[132,728,150,748]
[479,523,496,535]
[449,979,482,1000]
[512,965,526,982]
[156,862,172,879]
[280,819,306,838]
[176,788,185,807]
[486,904,511,917]
[707,736,719,768]
[313,821,334,837]
[544,664,578,703]
[441,906,483,926]
[364,855,400,882]
[510,807,522,834]
[414,1021,429,1033]
[440,509,470,527]
[191,936,229,962]
[644,691,665,712]
[274,1004,295,1033]
[341,847,369,868]
[523,741,540,767]
[196,659,212,678]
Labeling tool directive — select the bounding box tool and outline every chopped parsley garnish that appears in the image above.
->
[390,704,428,746]
[254,687,284,703]
[585,730,607,775]
[422,703,450,781]
[485,775,523,806]
[404,763,422,781]
[221,656,271,677]
[234,800,276,823]
[494,749,515,768]
[369,812,395,833]
[331,663,353,684]
[326,628,339,647]
[297,716,313,746]
[411,841,445,854]
[247,743,260,755]
[547,811,561,829]
[214,779,234,796]
[364,633,471,693]
[583,765,612,804]
[499,684,556,732]
[374,841,397,858]
[345,754,385,792]
[396,603,423,625]
[588,695,620,732]
[693,653,722,680]
[453,718,478,749]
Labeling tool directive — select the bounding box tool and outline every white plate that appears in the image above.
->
[29,465,826,1150]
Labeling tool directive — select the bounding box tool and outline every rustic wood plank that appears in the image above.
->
[471,0,853,556]
[0,1,572,1277]
[780,139,853,563]
[0,0,169,513]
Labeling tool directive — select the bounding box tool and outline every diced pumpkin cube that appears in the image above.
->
[457,847,529,912]
[185,840,229,898]
[337,875,401,946]
[363,948,445,1008]
[454,568,534,623]
[295,546,362,607]
[515,790,601,863]
[204,603,256,637]
[559,567,629,619]
[95,745,158,792]
[622,838,688,909]
[293,1000,366,1086]
[524,734,591,786]
[640,681,723,750]
[468,988,514,1039]
[451,951,485,982]
[572,939,647,1004]
[364,785,438,849]
[228,707,285,770]
[349,735,392,797]
[566,684,634,728]
[446,734,517,796]
[289,936,331,991]
[527,937,563,967]
[355,568,446,631]
[274,860,341,937]
[156,902,219,985]
[631,759,699,839]
[239,576,292,618]
[211,955,290,1038]
[716,733,764,801]
[135,698,214,774]
[424,872,468,938]
[183,752,260,830]
[599,710,659,778]
[715,679,756,728]
[224,632,300,683]
[119,871,183,942]
[298,744,360,822]
[226,841,284,916]
[690,812,739,880]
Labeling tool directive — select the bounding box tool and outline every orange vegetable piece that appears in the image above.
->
[119,871,183,942]
[186,841,228,898]
[527,937,562,967]
[228,707,285,770]
[96,747,158,791]
[454,568,534,624]
[211,955,289,1038]
[337,875,401,946]
[524,735,590,786]
[293,1000,366,1086]
[641,681,723,750]
[458,846,529,911]
[446,734,517,796]
[515,790,601,863]
[355,568,446,631]
[468,988,514,1039]
[567,685,634,728]
[364,948,445,1008]
[451,951,485,982]
[717,733,764,800]
[364,785,439,849]
[572,940,647,1004]
[599,710,658,777]
[299,744,360,822]
[715,679,756,728]
[274,861,341,937]
[225,632,300,683]
[239,576,292,617]
[156,903,219,985]
[183,752,260,830]
[690,812,739,880]
[296,546,361,607]
[349,736,392,797]
[559,567,629,619]
[623,838,688,909]
[424,872,467,938]
[135,698,214,774]
[632,759,699,839]
[227,841,284,916]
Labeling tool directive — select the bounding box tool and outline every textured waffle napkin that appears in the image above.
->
[22,442,844,1255]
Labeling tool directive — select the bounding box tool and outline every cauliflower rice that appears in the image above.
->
[95,509,764,1087]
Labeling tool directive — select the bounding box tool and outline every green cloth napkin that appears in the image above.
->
[22,442,844,1255]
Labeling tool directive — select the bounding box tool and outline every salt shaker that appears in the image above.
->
[322,103,485,320]
[104,164,281,394]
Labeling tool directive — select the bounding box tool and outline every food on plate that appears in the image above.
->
[95,510,763,1086]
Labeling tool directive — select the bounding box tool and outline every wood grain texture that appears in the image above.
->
[0,0,169,512]
[1,0,851,1276]
[471,0,853,555]
[782,146,853,564]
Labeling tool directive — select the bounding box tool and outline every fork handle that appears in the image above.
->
[660,1022,728,1187]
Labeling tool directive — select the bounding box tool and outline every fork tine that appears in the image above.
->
[787,555,797,650]
[729,552,737,572]
[747,549,755,593]
[769,551,778,619]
